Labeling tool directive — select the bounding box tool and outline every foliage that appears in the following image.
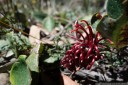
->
[0,32,31,58]
[0,0,128,85]
[43,16,55,32]
[107,0,124,19]
[26,52,39,72]
[40,43,68,70]
[10,55,32,85]
[0,40,9,52]
[96,0,128,48]
[9,44,41,85]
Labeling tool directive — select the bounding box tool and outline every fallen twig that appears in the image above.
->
[0,59,18,73]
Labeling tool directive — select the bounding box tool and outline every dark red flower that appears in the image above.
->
[61,20,105,71]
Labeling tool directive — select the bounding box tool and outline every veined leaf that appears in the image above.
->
[97,15,128,48]
[10,55,32,85]
[107,0,124,19]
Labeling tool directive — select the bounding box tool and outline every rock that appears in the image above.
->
[0,58,7,65]
[0,73,9,85]
[10,58,17,62]
[5,50,14,58]
[0,58,4,63]
[29,25,41,45]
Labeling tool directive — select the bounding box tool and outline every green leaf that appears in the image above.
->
[96,15,128,48]
[6,32,31,57]
[32,10,46,22]
[40,45,63,70]
[44,55,59,63]
[26,43,44,72]
[96,15,116,40]
[112,15,128,48]
[0,40,9,51]
[43,16,55,32]
[10,55,32,85]
[26,52,39,72]
[44,48,60,64]
[18,55,27,63]
[107,0,124,19]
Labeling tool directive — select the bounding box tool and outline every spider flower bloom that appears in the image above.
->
[61,20,105,71]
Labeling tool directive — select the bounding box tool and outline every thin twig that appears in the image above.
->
[0,59,18,73]
[54,16,72,23]
[123,0,128,4]
[0,20,48,43]
[48,20,73,40]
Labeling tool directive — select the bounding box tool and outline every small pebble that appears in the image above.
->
[0,57,4,63]
[10,58,16,62]
[0,73,9,85]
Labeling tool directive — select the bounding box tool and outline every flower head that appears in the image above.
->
[61,20,105,71]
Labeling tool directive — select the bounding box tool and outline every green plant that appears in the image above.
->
[0,0,128,85]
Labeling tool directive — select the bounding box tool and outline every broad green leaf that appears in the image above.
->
[10,55,32,85]
[43,16,55,32]
[96,15,116,40]
[26,52,39,72]
[26,43,43,72]
[112,15,128,48]
[97,15,128,48]
[107,0,124,19]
